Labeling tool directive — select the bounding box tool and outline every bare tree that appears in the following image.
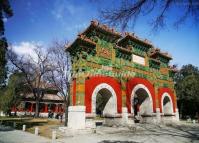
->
[100,0,199,31]
[7,45,51,117]
[47,41,71,126]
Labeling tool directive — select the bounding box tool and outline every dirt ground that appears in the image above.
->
[26,119,63,138]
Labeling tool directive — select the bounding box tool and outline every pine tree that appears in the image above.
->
[0,0,13,88]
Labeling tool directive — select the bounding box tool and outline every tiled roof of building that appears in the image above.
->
[25,93,63,101]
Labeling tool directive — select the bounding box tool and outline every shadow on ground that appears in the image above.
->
[0,125,14,131]
[137,123,199,142]
[99,141,138,143]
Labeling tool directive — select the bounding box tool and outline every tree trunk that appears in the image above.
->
[35,99,40,117]
[180,101,183,119]
[64,83,70,126]
[64,102,68,126]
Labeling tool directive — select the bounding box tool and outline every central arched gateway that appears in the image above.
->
[91,83,117,117]
[126,77,156,113]
[131,84,153,116]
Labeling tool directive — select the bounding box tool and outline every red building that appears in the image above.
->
[11,93,64,117]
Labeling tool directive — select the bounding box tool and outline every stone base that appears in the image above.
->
[140,115,158,124]
[121,107,130,126]
[174,108,180,121]
[156,108,161,123]
[0,111,5,116]
[161,115,175,124]
[103,117,122,127]
[16,111,25,116]
[161,109,179,123]
[68,106,86,129]
[85,118,96,129]
[11,111,49,117]
[39,113,48,117]
[127,115,135,126]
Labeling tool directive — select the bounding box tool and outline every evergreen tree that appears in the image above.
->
[0,0,13,88]
[0,71,28,115]
[174,64,199,119]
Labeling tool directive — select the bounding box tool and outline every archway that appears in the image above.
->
[131,84,153,116]
[92,83,117,117]
[161,93,173,115]
[126,77,156,113]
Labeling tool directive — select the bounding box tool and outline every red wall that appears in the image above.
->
[85,76,122,113]
[158,88,176,113]
[72,79,76,106]
[126,77,156,113]
[84,76,176,114]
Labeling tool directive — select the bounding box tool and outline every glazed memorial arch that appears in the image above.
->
[66,20,179,129]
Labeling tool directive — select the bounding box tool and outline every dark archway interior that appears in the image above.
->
[133,88,149,115]
[163,96,170,105]
[163,96,173,115]
[96,88,112,116]
[135,88,148,105]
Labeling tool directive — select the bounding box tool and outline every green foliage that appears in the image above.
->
[174,64,199,118]
[0,0,13,88]
[0,0,13,36]
[0,38,8,87]
[0,72,28,115]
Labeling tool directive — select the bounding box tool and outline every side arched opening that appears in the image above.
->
[92,84,117,117]
[161,93,174,115]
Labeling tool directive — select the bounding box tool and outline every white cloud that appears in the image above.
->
[3,18,7,22]
[11,41,43,61]
[51,1,84,21]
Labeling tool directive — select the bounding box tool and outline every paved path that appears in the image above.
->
[0,123,199,143]
[0,125,50,143]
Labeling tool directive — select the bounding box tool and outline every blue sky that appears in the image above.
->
[5,0,199,67]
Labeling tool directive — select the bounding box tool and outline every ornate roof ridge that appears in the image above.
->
[150,58,161,64]
[122,32,153,46]
[150,47,172,59]
[78,20,122,38]
[90,20,121,37]
[169,65,178,72]
[66,21,172,60]
[115,45,132,54]
[77,34,96,45]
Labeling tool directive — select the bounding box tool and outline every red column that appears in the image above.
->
[44,104,48,113]
[57,105,60,112]
[73,79,76,106]
[22,102,25,112]
[14,105,17,112]
[28,103,31,112]
[55,104,58,113]
[30,103,33,112]
[12,106,16,112]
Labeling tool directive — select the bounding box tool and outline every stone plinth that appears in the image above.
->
[68,106,86,129]
[175,108,179,121]
[156,108,161,123]
[122,107,132,126]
